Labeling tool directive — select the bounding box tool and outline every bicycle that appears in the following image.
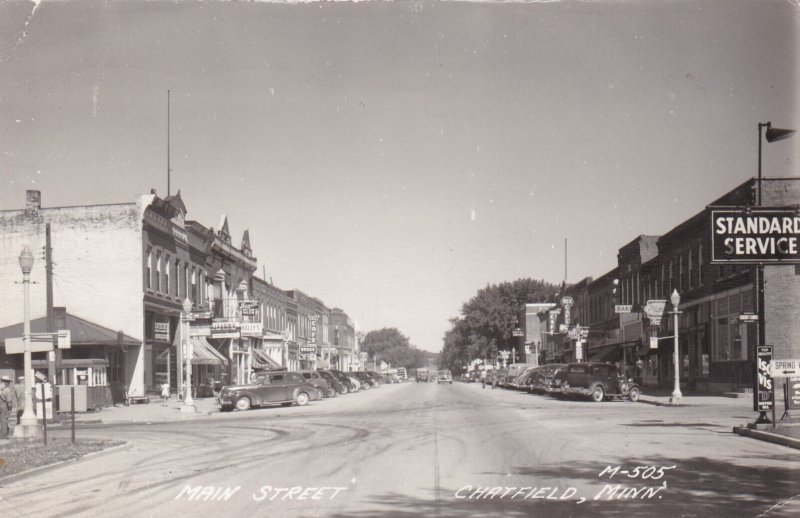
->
[177,383,197,402]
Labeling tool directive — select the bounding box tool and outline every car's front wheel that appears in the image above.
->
[234,397,251,411]
[296,392,310,406]
[627,386,641,402]
[591,385,605,403]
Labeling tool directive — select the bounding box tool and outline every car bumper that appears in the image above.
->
[561,386,592,396]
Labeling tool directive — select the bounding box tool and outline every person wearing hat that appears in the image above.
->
[13,376,26,425]
[0,375,13,438]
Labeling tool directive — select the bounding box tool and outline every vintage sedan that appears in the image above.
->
[553,362,641,402]
[218,371,321,411]
[299,370,336,398]
[529,364,566,394]
[316,369,347,395]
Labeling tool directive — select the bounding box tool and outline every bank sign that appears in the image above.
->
[711,209,800,264]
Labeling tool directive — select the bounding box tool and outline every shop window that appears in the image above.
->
[698,244,704,285]
[164,255,171,295]
[146,250,152,290]
[155,251,162,292]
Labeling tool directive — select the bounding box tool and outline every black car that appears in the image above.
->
[317,369,347,395]
[218,371,321,411]
[552,362,641,402]
[329,369,357,393]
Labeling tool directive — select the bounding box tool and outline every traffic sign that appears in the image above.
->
[5,330,71,354]
[768,359,800,378]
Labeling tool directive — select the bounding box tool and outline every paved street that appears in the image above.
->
[1,382,798,518]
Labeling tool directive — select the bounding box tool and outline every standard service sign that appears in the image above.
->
[710,209,800,264]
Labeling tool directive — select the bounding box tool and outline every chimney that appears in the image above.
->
[25,190,41,215]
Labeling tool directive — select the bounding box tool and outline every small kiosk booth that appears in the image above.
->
[0,310,140,411]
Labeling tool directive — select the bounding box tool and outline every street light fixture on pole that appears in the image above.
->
[669,289,683,405]
[180,297,196,413]
[14,246,41,439]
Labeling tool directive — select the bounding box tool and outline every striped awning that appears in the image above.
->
[252,348,283,370]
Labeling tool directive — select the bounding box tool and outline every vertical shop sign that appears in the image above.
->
[754,345,774,412]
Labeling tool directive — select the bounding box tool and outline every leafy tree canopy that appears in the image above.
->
[361,327,436,371]
[439,278,559,373]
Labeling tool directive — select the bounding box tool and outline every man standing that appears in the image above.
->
[0,376,13,439]
[13,376,25,425]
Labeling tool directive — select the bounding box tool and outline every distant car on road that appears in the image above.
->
[437,369,453,384]
[416,368,430,383]
[218,371,321,411]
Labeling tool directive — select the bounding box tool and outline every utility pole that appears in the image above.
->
[46,223,57,387]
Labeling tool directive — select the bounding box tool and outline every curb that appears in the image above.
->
[0,440,133,483]
[637,398,683,407]
[733,426,800,450]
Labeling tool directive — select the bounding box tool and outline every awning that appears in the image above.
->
[252,348,283,370]
[588,339,640,362]
[191,338,229,365]
[156,338,228,366]
[32,358,109,368]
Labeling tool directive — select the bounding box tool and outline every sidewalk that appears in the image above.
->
[53,396,221,425]
[638,389,754,407]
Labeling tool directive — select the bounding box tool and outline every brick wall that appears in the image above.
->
[0,198,146,339]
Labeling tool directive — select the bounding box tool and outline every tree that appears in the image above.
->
[361,328,433,371]
[438,278,559,373]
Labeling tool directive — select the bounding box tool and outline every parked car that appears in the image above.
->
[353,371,378,388]
[218,371,321,411]
[532,364,566,395]
[317,369,347,394]
[512,367,537,391]
[330,369,357,393]
[416,368,430,382]
[437,369,453,384]
[552,362,641,402]
[364,371,382,387]
[299,370,336,398]
[486,368,507,388]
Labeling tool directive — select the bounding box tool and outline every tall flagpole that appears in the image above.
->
[167,89,171,196]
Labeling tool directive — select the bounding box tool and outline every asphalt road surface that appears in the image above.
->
[1,381,798,518]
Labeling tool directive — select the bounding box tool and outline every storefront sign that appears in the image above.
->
[738,312,759,322]
[711,209,800,264]
[548,309,561,334]
[154,320,170,341]
[299,346,316,354]
[754,345,774,413]
[211,320,240,338]
[299,353,316,361]
[615,305,633,313]
[188,322,211,337]
[787,379,800,410]
[240,322,263,337]
[238,300,260,317]
[649,336,659,349]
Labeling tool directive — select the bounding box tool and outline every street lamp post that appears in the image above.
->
[14,246,41,439]
[669,289,683,405]
[754,122,794,424]
[180,297,196,413]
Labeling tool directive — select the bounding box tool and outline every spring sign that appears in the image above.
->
[711,209,800,264]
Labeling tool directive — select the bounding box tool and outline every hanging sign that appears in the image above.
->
[211,320,240,338]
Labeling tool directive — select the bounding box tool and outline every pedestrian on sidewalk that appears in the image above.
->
[0,376,13,438]
[480,369,486,389]
[160,383,170,403]
[13,376,25,424]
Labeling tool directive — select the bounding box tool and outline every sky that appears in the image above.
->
[0,0,798,352]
